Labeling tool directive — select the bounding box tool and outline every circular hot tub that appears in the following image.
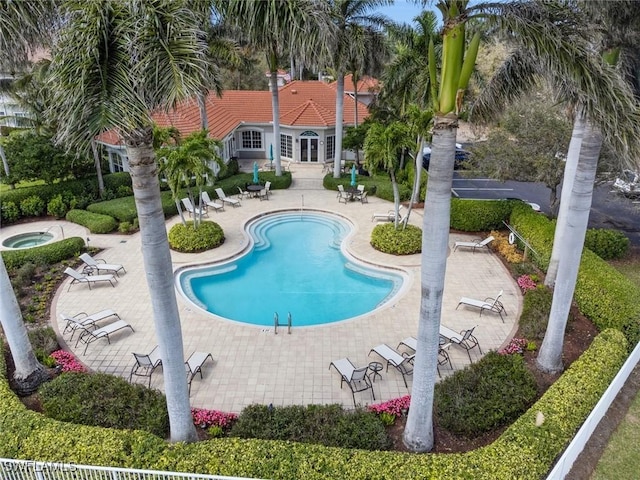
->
[2,232,54,249]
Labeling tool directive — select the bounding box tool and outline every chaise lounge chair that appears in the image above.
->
[185,351,214,393]
[79,253,126,276]
[368,343,414,388]
[453,235,495,253]
[129,346,163,387]
[371,205,404,222]
[60,309,121,340]
[329,358,375,406]
[181,197,208,218]
[439,325,482,362]
[201,191,225,212]
[456,290,506,322]
[64,267,117,291]
[397,336,454,378]
[75,319,134,355]
[215,188,241,208]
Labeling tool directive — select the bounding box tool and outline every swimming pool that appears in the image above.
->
[2,232,54,249]
[177,211,406,327]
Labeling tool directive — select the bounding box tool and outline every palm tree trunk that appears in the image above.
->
[0,143,9,176]
[0,256,48,395]
[269,66,282,176]
[545,112,585,287]
[411,136,425,205]
[403,115,458,452]
[90,140,105,198]
[124,128,197,443]
[537,119,601,373]
[197,90,208,131]
[333,72,345,178]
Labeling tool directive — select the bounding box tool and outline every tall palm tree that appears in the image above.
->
[0,0,57,393]
[47,0,210,443]
[324,0,390,178]
[217,0,334,176]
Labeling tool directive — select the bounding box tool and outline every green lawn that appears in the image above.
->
[0,179,46,192]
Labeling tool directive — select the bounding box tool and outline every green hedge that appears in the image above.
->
[66,209,118,234]
[584,228,630,260]
[0,330,626,478]
[322,173,379,197]
[87,190,178,223]
[168,221,225,253]
[1,237,85,270]
[450,199,518,232]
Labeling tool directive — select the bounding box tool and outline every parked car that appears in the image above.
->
[613,170,640,197]
[422,143,470,170]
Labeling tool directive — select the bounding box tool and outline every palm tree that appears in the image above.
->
[324,0,390,178]
[0,0,57,393]
[216,0,335,176]
[46,0,210,443]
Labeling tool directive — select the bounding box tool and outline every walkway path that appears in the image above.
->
[1,163,520,413]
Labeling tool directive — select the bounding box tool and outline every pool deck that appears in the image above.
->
[1,163,520,413]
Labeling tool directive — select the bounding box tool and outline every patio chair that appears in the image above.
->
[75,319,134,355]
[258,181,271,201]
[371,205,404,222]
[439,325,482,362]
[129,346,163,387]
[329,358,375,407]
[354,184,365,201]
[79,253,126,277]
[456,290,506,322]
[359,191,369,204]
[236,185,250,200]
[215,188,241,208]
[60,309,121,340]
[64,267,117,291]
[398,336,453,378]
[368,344,414,389]
[185,351,214,393]
[337,184,350,203]
[181,197,208,218]
[453,235,495,253]
[201,191,225,212]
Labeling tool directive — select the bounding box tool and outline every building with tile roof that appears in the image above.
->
[98,80,369,174]
[330,74,381,106]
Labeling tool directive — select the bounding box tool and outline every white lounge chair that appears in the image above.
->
[456,290,506,322]
[372,205,404,222]
[398,336,453,378]
[64,267,117,291]
[185,351,214,393]
[181,197,208,218]
[129,346,163,387]
[368,343,414,388]
[79,253,126,276]
[439,325,482,362]
[215,188,241,207]
[329,358,375,406]
[75,319,134,355]
[453,235,495,253]
[60,309,121,340]
[201,191,224,212]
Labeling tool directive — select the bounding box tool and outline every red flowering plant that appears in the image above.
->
[191,407,237,430]
[50,350,88,373]
[367,395,411,417]
[517,274,537,293]
[498,338,527,356]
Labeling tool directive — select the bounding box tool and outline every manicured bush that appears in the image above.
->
[28,327,59,366]
[322,173,378,197]
[519,286,553,341]
[584,228,630,260]
[373,181,411,202]
[370,222,421,255]
[20,195,46,217]
[1,200,20,223]
[229,404,391,451]
[39,372,169,438]
[87,190,178,222]
[66,209,118,234]
[168,220,225,253]
[434,351,538,437]
[450,199,516,231]
[47,194,68,219]
[1,237,85,270]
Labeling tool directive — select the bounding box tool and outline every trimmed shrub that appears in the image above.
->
[370,222,421,255]
[1,237,85,270]
[435,351,537,437]
[20,195,46,217]
[230,404,391,450]
[1,200,20,223]
[87,190,178,222]
[450,199,516,231]
[28,327,59,365]
[584,228,630,260]
[519,285,553,341]
[168,220,225,253]
[39,372,169,438]
[66,209,117,234]
[47,194,68,219]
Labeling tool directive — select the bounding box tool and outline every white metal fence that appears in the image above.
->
[546,340,640,479]
[0,459,264,480]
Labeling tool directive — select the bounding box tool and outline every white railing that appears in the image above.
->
[546,340,640,479]
[0,459,264,480]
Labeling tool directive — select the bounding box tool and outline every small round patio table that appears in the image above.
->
[368,361,383,382]
[246,184,263,198]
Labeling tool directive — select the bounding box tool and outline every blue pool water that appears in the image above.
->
[178,212,404,326]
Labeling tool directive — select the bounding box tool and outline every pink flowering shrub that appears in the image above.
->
[191,407,237,429]
[498,338,527,355]
[367,395,411,416]
[517,274,537,293]
[50,350,87,373]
